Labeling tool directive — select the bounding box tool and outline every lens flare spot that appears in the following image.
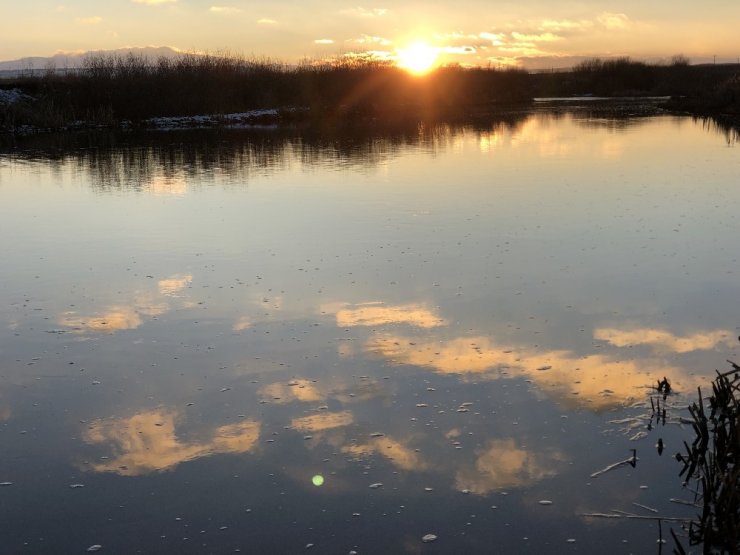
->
[312,474,325,487]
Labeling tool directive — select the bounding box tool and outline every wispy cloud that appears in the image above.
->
[77,16,103,25]
[511,32,563,43]
[340,7,388,18]
[257,17,277,25]
[440,46,477,55]
[594,327,735,354]
[539,19,594,32]
[209,6,241,14]
[348,34,392,47]
[479,32,506,47]
[597,12,632,30]
[314,39,334,45]
[131,0,176,4]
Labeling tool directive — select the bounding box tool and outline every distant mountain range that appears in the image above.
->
[0,46,183,74]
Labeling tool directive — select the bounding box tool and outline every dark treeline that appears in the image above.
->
[0,53,530,131]
[1,52,739,132]
[532,56,740,119]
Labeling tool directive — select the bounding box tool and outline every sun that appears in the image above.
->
[396,41,439,75]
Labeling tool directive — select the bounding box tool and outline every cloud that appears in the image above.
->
[257,18,277,25]
[539,19,594,32]
[158,274,192,296]
[594,327,735,354]
[597,12,632,30]
[259,379,324,404]
[209,6,241,14]
[77,16,102,25]
[59,273,190,334]
[343,436,427,471]
[348,34,392,47]
[340,7,388,18]
[440,46,478,55]
[480,32,506,46]
[232,316,251,332]
[61,306,144,332]
[365,332,698,410]
[291,411,354,432]
[511,32,563,43]
[314,39,335,45]
[84,410,260,476]
[455,439,564,493]
[131,0,176,4]
[327,302,446,329]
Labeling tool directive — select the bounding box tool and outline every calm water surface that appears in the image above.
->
[1,111,739,553]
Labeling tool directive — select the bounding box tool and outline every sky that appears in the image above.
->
[2,0,740,68]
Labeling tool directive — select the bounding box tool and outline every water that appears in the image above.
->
[0,110,738,553]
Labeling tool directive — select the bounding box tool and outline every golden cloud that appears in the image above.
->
[328,302,446,329]
[366,333,698,410]
[59,273,189,333]
[232,316,252,332]
[340,7,388,18]
[455,439,564,493]
[84,410,260,476]
[209,6,241,14]
[291,411,354,432]
[342,436,427,471]
[259,379,325,404]
[158,274,192,296]
[511,32,563,43]
[594,327,734,353]
[539,19,594,32]
[597,12,631,30]
[60,306,143,332]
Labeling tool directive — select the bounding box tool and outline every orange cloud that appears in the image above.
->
[327,302,446,329]
[291,411,354,432]
[84,409,260,476]
[366,333,699,410]
[342,436,427,471]
[259,379,325,404]
[455,439,564,493]
[594,327,734,353]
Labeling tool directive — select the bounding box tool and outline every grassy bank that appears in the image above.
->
[1,52,739,133]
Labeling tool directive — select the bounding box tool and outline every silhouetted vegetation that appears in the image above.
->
[675,363,740,553]
[2,52,739,133]
[0,52,532,132]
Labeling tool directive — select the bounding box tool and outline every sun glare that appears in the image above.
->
[396,42,438,75]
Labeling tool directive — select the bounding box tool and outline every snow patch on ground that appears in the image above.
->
[144,109,279,130]
[0,88,33,105]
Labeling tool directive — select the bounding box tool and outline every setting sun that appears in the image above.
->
[396,41,439,75]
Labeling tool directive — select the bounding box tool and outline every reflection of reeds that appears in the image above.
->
[676,362,740,552]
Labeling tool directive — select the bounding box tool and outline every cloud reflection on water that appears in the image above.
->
[455,439,564,494]
[84,409,260,476]
[366,332,697,410]
[343,436,428,471]
[325,302,447,329]
[59,273,192,334]
[291,411,355,432]
[594,327,735,354]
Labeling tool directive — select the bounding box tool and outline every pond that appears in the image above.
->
[0,108,738,553]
